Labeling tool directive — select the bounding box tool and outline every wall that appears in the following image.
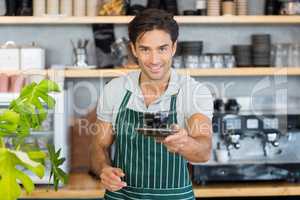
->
[0,1,300,118]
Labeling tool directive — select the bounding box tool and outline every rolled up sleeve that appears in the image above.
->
[96,83,113,123]
[184,82,214,120]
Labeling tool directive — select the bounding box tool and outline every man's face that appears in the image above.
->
[131,29,177,81]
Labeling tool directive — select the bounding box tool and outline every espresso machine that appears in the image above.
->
[192,98,300,185]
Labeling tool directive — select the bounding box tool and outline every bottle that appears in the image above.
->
[222,0,235,16]
[47,0,60,15]
[0,0,6,16]
[196,0,207,16]
[265,0,281,15]
[87,0,98,16]
[61,0,73,16]
[74,0,86,16]
[33,0,46,16]
[16,0,33,16]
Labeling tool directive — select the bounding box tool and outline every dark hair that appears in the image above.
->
[128,9,179,44]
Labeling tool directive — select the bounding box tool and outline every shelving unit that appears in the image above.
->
[1,16,300,24]
[20,172,300,199]
[0,69,47,76]
[2,13,300,199]
[2,68,300,78]
[64,67,300,78]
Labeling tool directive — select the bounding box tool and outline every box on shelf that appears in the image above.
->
[20,46,45,70]
[0,41,20,70]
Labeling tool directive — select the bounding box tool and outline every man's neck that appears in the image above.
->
[139,70,171,106]
[139,70,171,95]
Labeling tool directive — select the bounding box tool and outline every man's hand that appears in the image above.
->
[162,124,189,153]
[100,166,127,192]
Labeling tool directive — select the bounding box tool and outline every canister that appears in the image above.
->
[74,0,86,16]
[33,0,46,16]
[61,0,73,16]
[47,0,60,15]
[87,0,99,16]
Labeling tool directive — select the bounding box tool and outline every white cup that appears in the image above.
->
[215,149,229,163]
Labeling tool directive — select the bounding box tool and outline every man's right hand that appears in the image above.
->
[100,167,127,192]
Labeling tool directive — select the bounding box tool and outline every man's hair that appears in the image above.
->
[128,9,179,45]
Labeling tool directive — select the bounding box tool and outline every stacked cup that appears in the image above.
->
[236,0,248,15]
[252,34,271,67]
[207,0,221,16]
[232,45,252,67]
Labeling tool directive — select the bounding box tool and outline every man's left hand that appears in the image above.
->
[162,124,189,153]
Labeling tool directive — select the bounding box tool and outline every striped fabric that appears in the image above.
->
[104,90,195,200]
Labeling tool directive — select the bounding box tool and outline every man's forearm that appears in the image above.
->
[180,113,212,163]
[179,135,211,163]
[91,145,112,176]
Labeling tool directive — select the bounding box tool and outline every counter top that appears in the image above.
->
[20,172,300,199]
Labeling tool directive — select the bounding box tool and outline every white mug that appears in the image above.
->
[215,149,229,163]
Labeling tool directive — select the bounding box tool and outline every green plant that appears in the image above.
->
[0,79,68,200]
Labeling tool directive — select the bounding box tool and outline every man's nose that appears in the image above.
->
[149,52,160,64]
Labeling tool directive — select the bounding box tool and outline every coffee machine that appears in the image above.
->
[192,97,300,185]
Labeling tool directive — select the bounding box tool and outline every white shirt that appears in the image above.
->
[97,69,214,129]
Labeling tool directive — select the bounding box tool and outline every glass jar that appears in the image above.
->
[173,55,183,68]
[199,54,211,68]
[223,54,236,68]
[184,54,199,68]
[211,54,224,68]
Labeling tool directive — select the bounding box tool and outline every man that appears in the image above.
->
[91,9,213,200]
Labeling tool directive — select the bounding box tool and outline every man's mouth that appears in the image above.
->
[147,65,162,73]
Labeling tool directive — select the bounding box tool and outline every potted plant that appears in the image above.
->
[0,79,68,200]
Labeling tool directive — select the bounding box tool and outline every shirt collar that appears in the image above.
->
[125,69,181,97]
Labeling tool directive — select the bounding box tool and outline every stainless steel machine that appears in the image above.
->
[192,98,300,185]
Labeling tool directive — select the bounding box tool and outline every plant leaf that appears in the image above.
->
[0,110,20,137]
[27,150,47,164]
[9,79,60,136]
[47,144,68,191]
[0,149,45,200]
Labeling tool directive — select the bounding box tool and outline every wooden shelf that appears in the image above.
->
[0,69,47,76]
[1,16,300,24]
[64,67,300,78]
[1,68,300,78]
[20,172,300,199]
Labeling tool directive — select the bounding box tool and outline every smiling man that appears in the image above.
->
[91,9,213,200]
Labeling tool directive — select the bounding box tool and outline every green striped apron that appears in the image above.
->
[104,90,195,200]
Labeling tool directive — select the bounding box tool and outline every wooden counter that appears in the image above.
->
[20,172,300,199]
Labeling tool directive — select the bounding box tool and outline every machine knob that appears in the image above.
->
[272,141,279,147]
[230,134,240,144]
[234,143,240,149]
[267,133,277,143]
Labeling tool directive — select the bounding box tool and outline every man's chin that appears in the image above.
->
[148,71,165,80]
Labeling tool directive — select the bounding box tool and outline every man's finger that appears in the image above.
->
[170,124,180,131]
[102,175,126,188]
[113,168,125,177]
[105,183,123,192]
[166,146,179,153]
[108,172,122,182]
[164,134,182,143]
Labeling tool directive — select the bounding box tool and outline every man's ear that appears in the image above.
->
[130,42,137,58]
[171,40,178,57]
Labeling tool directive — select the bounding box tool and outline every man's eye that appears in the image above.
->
[141,48,149,52]
[159,47,167,52]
